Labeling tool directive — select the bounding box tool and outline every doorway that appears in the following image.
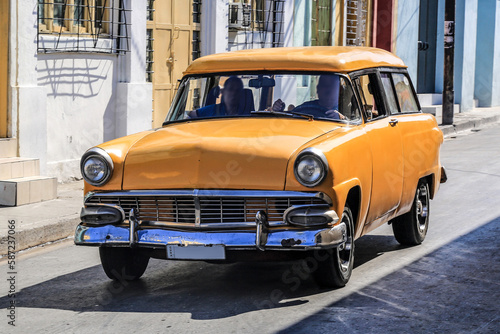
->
[417,0,438,93]
[147,0,201,128]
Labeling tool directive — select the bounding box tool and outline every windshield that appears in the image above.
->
[164,73,362,124]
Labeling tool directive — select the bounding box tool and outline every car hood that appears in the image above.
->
[122,118,337,190]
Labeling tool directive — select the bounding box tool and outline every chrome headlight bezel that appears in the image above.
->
[294,148,329,187]
[80,147,114,186]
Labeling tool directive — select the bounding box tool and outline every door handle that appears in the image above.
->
[389,118,399,126]
[418,41,429,51]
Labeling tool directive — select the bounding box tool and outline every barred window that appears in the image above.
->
[192,30,201,61]
[345,0,368,46]
[37,0,131,54]
[228,0,284,50]
[192,0,201,60]
[147,0,154,21]
[146,29,154,82]
[229,0,266,31]
[193,0,201,24]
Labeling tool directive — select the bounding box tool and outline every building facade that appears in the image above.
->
[1,0,499,205]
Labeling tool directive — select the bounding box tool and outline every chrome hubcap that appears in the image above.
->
[337,211,353,276]
[416,184,429,232]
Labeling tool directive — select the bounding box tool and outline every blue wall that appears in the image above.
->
[475,0,500,107]
[395,0,420,83]
[293,0,311,47]
[454,0,478,111]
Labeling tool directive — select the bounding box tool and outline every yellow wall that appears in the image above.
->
[148,0,200,128]
[0,0,9,137]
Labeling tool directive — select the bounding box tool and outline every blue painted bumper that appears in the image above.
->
[74,223,347,250]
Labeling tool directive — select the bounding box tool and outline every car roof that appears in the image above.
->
[183,46,407,76]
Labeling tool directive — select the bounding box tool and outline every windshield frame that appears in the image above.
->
[162,71,363,127]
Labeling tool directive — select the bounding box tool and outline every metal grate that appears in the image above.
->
[228,0,285,50]
[345,0,368,46]
[86,195,327,225]
[193,0,202,24]
[147,0,154,21]
[37,0,131,54]
[192,30,201,61]
[146,29,154,82]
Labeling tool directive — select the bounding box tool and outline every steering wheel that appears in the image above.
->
[293,104,341,119]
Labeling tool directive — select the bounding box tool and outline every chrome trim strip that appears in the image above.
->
[142,220,288,229]
[85,189,333,205]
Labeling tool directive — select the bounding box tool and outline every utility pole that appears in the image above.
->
[442,0,455,125]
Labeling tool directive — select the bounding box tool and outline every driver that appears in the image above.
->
[271,75,346,120]
[188,76,245,118]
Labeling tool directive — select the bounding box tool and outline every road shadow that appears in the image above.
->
[277,217,500,333]
[353,234,404,268]
[0,233,405,320]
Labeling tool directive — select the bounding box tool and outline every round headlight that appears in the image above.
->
[80,148,114,186]
[294,148,328,187]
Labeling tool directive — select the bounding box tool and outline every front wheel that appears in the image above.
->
[391,179,430,245]
[99,247,150,281]
[313,205,355,288]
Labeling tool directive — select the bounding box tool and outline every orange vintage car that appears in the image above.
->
[75,46,446,288]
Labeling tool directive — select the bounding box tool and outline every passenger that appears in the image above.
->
[271,75,346,120]
[189,76,245,118]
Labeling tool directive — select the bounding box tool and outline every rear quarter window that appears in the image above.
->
[392,73,419,113]
[380,73,399,114]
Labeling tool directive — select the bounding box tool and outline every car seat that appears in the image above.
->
[205,86,221,106]
[239,89,255,115]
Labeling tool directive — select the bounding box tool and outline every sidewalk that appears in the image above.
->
[1,106,500,256]
[436,106,500,137]
[0,182,83,256]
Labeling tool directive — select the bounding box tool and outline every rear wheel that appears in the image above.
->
[313,205,355,288]
[99,247,150,281]
[392,179,430,245]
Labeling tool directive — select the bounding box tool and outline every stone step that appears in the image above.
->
[422,104,460,117]
[0,176,58,206]
[418,93,442,106]
[0,157,40,180]
[0,138,17,158]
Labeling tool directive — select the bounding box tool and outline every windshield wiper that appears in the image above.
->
[251,110,314,121]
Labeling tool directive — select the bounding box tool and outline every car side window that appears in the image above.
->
[338,77,362,122]
[392,73,419,113]
[353,73,386,120]
[380,73,399,114]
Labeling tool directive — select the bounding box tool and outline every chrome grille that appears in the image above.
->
[86,193,327,224]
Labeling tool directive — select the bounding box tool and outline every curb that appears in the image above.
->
[440,114,500,137]
[0,214,79,256]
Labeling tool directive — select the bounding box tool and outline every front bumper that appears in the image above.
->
[74,222,347,251]
[76,189,346,253]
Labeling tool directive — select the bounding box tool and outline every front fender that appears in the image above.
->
[332,178,369,239]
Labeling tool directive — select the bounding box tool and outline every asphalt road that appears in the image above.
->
[1,124,500,334]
